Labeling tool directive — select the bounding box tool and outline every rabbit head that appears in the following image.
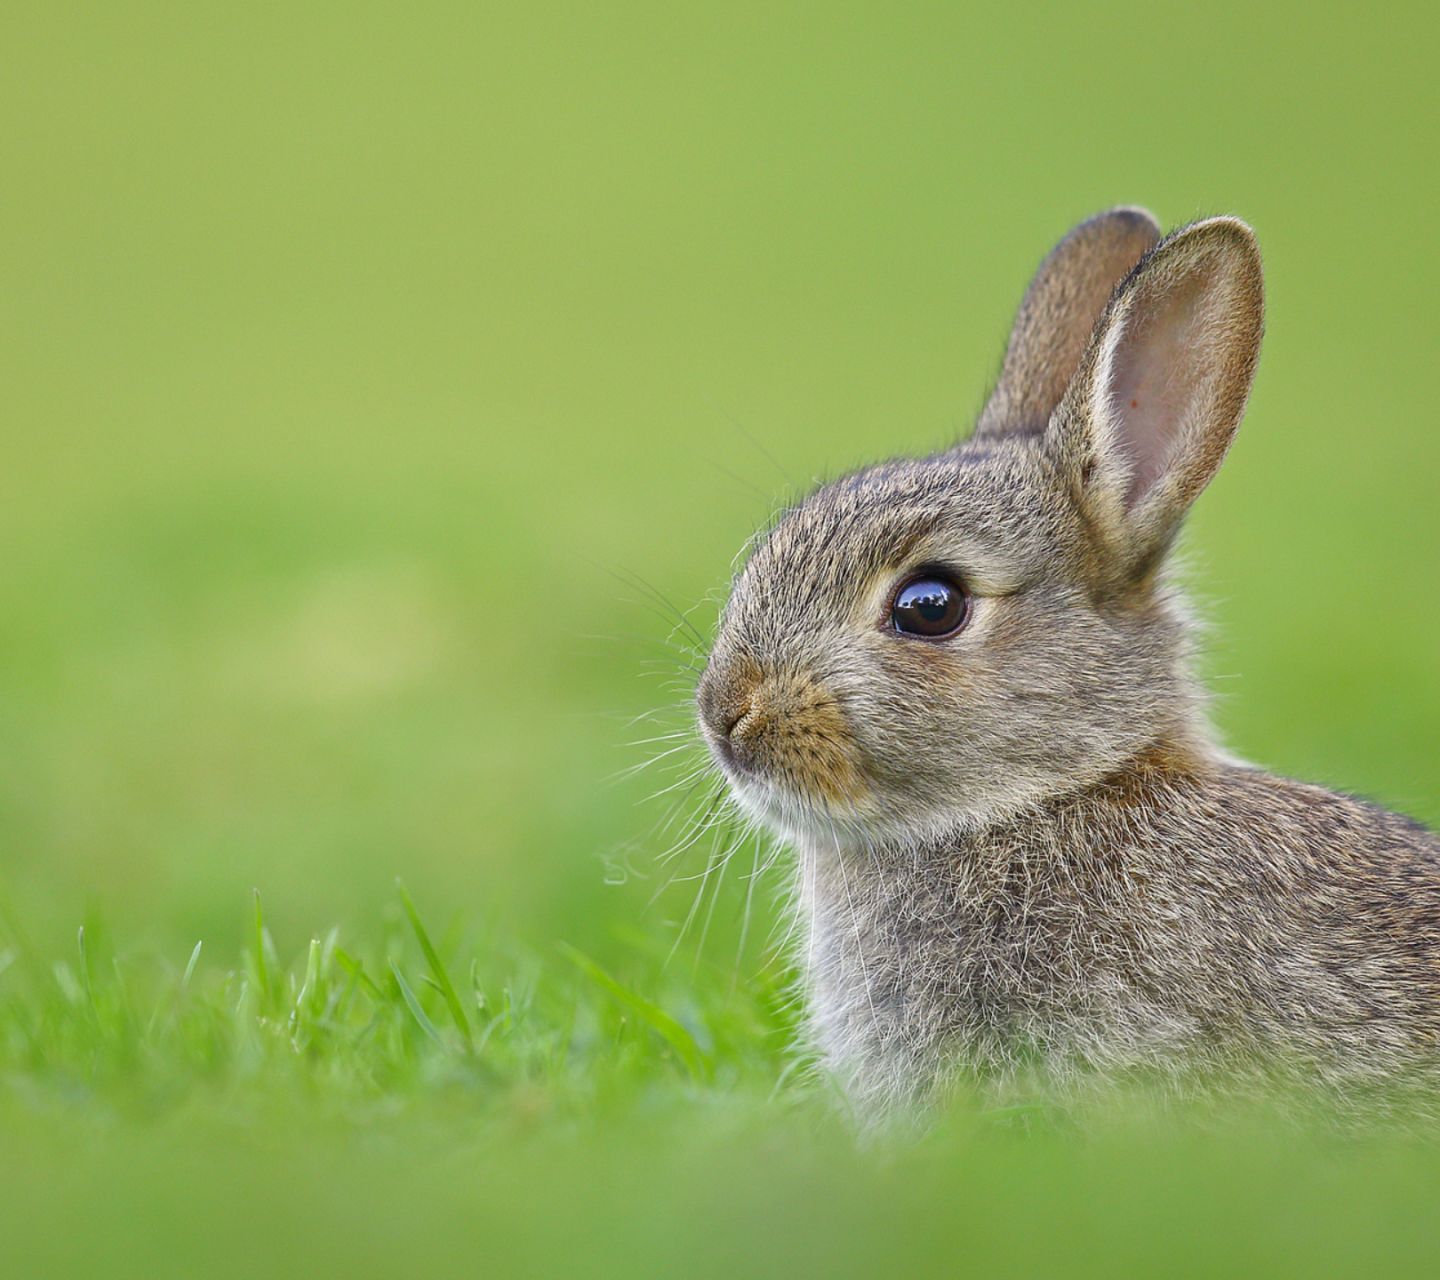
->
[697,209,1265,846]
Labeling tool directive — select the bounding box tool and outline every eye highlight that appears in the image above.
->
[889,573,968,640]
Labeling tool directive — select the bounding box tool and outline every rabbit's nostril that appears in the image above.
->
[722,699,753,739]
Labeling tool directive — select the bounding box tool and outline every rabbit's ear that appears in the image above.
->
[1050,216,1264,581]
[975,207,1161,439]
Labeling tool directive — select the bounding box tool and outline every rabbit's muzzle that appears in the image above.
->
[698,658,868,808]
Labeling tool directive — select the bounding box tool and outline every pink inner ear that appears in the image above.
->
[1106,264,1215,508]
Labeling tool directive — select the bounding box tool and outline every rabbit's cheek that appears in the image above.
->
[774,696,869,809]
[882,640,980,712]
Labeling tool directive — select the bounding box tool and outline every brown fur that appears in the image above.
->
[695,208,1440,1112]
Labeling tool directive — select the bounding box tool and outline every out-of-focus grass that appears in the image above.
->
[2,0,1438,1274]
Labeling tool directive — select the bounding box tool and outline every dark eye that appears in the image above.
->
[889,574,968,639]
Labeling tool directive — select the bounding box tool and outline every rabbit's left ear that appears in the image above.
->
[1049,216,1264,582]
[976,207,1161,439]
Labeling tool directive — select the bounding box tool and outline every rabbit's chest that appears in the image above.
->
[802,842,1197,1086]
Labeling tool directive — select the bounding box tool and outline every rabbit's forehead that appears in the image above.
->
[734,448,1059,612]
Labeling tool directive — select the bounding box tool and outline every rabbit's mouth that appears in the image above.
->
[708,723,759,778]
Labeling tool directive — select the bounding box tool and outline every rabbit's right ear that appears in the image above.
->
[975,207,1161,439]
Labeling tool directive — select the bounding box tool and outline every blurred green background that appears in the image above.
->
[2,1,1438,1274]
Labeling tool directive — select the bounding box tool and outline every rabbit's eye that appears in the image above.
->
[890,574,968,640]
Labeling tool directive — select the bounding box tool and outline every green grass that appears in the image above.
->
[3,0,1440,1274]
[0,881,792,1117]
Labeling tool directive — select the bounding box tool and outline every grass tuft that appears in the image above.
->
[0,882,792,1122]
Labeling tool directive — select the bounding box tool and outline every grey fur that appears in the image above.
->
[695,209,1440,1112]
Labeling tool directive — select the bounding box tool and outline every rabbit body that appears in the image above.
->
[695,207,1440,1109]
[803,753,1440,1108]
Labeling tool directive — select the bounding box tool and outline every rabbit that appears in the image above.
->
[694,207,1440,1114]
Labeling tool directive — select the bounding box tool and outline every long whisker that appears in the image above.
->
[652,773,723,843]
[652,788,731,879]
[665,823,733,967]
[730,826,764,1000]
[693,822,742,973]
[624,729,698,750]
[591,561,711,653]
[644,760,719,806]
[606,741,696,784]
[701,392,797,490]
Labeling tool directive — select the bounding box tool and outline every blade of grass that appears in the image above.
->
[76,926,97,1017]
[389,960,444,1046]
[558,943,709,1082]
[293,937,323,1030]
[333,946,385,1000]
[181,941,203,990]
[396,880,472,1043]
[252,889,271,1001]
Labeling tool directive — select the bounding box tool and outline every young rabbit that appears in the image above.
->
[695,207,1440,1112]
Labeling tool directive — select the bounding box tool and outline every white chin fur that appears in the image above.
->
[718,748,1220,854]
[721,769,1025,854]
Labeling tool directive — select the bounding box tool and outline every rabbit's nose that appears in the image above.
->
[712,697,769,777]
[697,661,761,751]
